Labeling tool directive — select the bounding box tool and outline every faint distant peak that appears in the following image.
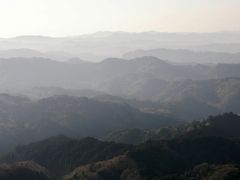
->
[101,56,169,65]
[13,35,56,40]
[131,56,170,64]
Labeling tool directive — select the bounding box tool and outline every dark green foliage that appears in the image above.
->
[1,136,132,176]
[0,161,53,180]
[65,137,240,180]
[2,111,240,179]
[106,129,151,144]
[127,137,240,178]
[181,163,240,180]
[107,113,240,144]
[179,112,240,139]
[63,155,141,180]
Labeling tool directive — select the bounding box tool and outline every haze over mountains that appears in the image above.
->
[1,0,240,178]
[0,56,240,90]
[1,31,240,62]
[0,56,239,120]
[0,93,179,154]
[0,31,240,179]
[124,48,240,64]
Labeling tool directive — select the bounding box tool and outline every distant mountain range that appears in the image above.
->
[102,77,240,119]
[0,56,240,91]
[123,48,240,64]
[0,32,240,179]
[14,77,240,120]
[1,31,240,61]
[0,49,77,62]
[0,56,240,119]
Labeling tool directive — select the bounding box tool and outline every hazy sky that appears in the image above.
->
[0,0,240,37]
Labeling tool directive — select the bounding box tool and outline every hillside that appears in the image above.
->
[1,57,240,121]
[2,134,240,179]
[64,137,240,180]
[106,113,240,144]
[1,113,240,179]
[65,161,240,180]
[123,48,240,64]
[0,161,53,180]
[17,80,240,121]
[1,57,240,92]
[20,87,106,100]
[0,94,178,153]
[1,136,131,176]
[0,57,209,91]
[97,78,240,119]
[100,76,240,103]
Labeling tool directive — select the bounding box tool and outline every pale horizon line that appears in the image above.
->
[1,30,240,39]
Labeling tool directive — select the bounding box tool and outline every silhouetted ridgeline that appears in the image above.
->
[1,136,240,179]
[0,161,53,180]
[0,113,240,179]
[1,57,240,120]
[0,94,178,154]
[106,113,240,144]
[123,48,240,63]
[1,32,240,60]
[1,57,240,91]
[1,136,132,177]
[0,32,240,179]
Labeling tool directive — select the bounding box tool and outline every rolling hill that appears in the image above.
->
[106,113,240,144]
[64,137,240,180]
[0,94,178,154]
[1,113,240,179]
[1,56,240,92]
[1,136,131,176]
[123,48,240,64]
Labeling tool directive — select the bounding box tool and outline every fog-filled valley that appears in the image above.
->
[0,32,240,179]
